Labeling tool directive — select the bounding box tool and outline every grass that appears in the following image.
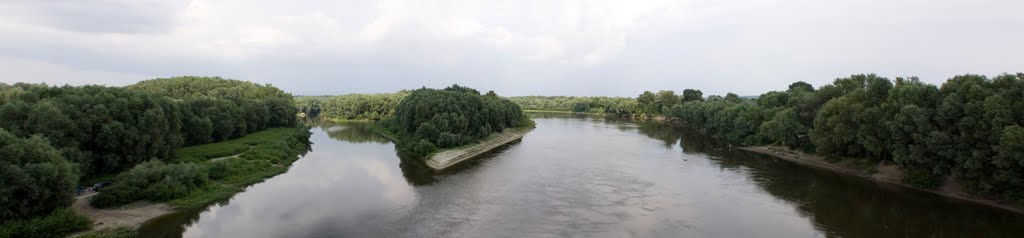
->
[165,127,311,208]
[173,128,303,163]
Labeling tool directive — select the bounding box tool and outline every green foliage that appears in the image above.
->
[382,85,530,158]
[646,73,1024,201]
[172,128,299,163]
[0,129,76,221]
[0,77,298,178]
[130,76,299,145]
[77,227,137,238]
[509,96,637,115]
[759,108,808,149]
[0,208,91,238]
[0,84,183,176]
[903,169,942,189]
[682,89,704,102]
[295,92,409,121]
[169,127,310,208]
[90,160,210,208]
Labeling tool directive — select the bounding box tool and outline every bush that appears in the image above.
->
[0,208,91,238]
[0,129,77,221]
[91,160,209,208]
[903,169,941,189]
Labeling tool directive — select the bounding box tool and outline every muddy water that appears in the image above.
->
[138,114,1024,237]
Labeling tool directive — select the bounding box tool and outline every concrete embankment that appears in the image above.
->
[739,146,1023,214]
[426,127,534,170]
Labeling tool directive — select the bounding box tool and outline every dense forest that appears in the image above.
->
[627,73,1024,204]
[378,85,531,158]
[294,91,408,121]
[0,76,301,237]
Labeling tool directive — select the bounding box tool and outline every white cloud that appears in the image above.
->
[0,0,1022,96]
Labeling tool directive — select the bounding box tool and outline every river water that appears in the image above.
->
[138,114,1024,237]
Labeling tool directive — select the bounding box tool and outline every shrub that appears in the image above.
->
[0,208,91,238]
[903,169,941,189]
[0,129,77,221]
[90,160,209,208]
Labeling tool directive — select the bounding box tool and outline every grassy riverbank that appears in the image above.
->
[71,127,311,237]
[171,127,312,208]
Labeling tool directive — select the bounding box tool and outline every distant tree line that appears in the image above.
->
[508,96,638,115]
[379,85,531,158]
[0,76,298,227]
[294,91,409,120]
[642,73,1024,204]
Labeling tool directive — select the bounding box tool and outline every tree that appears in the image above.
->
[0,129,76,220]
[682,89,704,102]
[637,91,657,114]
[759,109,807,148]
[655,90,679,114]
[788,81,815,93]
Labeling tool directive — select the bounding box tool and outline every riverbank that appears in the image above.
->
[71,127,312,237]
[535,111,1024,214]
[739,145,1023,214]
[426,126,534,170]
[70,193,172,236]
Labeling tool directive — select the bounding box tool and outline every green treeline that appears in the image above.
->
[294,92,409,121]
[128,76,298,145]
[378,85,532,158]
[0,76,300,237]
[641,73,1024,204]
[508,96,638,115]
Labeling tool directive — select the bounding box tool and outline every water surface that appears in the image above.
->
[139,114,1024,237]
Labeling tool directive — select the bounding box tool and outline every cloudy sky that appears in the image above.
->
[1,0,1021,96]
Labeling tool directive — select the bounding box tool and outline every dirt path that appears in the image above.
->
[70,193,175,235]
[210,146,253,162]
[739,145,1022,214]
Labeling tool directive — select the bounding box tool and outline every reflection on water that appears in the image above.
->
[139,115,1024,238]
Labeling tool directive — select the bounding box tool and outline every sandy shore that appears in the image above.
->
[69,193,175,236]
[740,145,1022,214]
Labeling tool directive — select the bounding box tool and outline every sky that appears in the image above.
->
[0,0,1021,97]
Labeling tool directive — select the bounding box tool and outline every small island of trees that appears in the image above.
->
[378,85,532,158]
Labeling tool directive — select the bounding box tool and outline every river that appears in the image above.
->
[138,114,1024,237]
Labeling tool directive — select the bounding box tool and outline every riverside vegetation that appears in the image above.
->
[299,73,1024,208]
[0,77,309,238]
[298,85,532,159]
[525,73,1024,207]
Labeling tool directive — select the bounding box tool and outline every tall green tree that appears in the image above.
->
[0,129,76,220]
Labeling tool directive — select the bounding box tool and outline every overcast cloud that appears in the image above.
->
[0,0,1021,96]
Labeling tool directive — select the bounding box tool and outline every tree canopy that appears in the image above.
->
[379,85,531,158]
